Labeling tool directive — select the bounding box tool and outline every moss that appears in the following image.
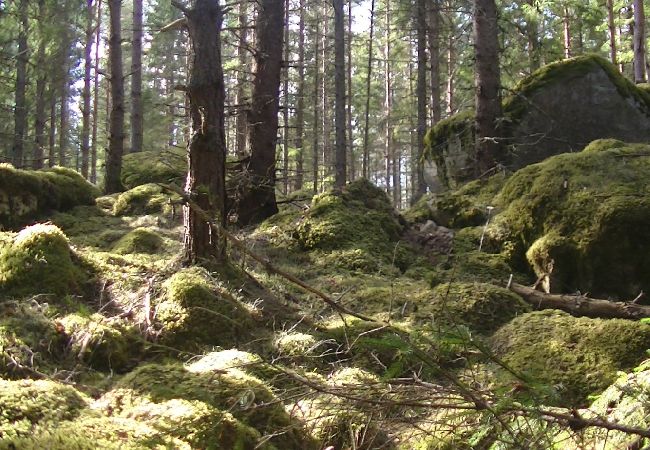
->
[51,205,130,250]
[58,313,141,372]
[121,148,186,189]
[274,331,318,357]
[489,140,650,298]
[525,232,579,293]
[490,310,650,406]
[0,379,88,440]
[155,268,254,351]
[0,224,88,297]
[111,227,164,254]
[403,194,436,224]
[113,183,179,217]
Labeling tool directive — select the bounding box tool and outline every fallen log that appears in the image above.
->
[509,282,650,320]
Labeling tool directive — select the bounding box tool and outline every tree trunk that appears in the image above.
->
[130,0,144,153]
[362,0,376,180]
[12,0,28,168]
[312,6,321,194]
[91,0,102,183]
[81,0,94,178]
[633,0,647,83]
[282,0,290,194]
[525,0,540,71]
[384,0,393,199]
[414,0,428,204]
[294,0,305,191]
[48,94,57,168]
[33,0,47,170]
[333,0,347,188]
[237,0,284,225]
[173,0,227,264]
[428,0,441,123]
[346,0,354,181]
[234,1,249,158]
[446,23,454,115]
[58,2,71,167]
[563,6,571,59]
[105,0,125,194]
[321,10,331,187]
[473,0,502,176]
[606,0,618,66]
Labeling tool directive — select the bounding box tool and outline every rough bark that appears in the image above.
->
[237,0,284,225]
[234,1,249,157]
[130,0,144,153]
[563,6,571,59]
[33,0,47,170]
[173,0,227,264]
[414,0,428,204]
[427,0,441,123]
[473,0,502,176]
[91,0,102,183]
[510,283,650,320]
[105,0,125,194]
[12,0,28,168]
[282,0,290,194]
[606,0,618,66]
[333,0,347,188]
[384,0,392,198]
[361,0,376,180]
[346,0,354,181]
[58,2,71,167]
[312,7,321,194]
[81,0,94,178]
[293,0,305,191]
[633,0,647,83]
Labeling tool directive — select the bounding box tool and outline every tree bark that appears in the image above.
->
[633,0,647,83]
[384,0,392,198]
[174,0,227,264]
[312,6,321,194]
[234,1,249,158]
[58,2,71,167]
[562,6,571,59]
[293,0,305,191]
[333,0,347,188]
[282,0,290,194]
[130,0,144,152]
[48,94,57,168]
[81,0,94,178]
[346,0,354,181]
[12,0,28,168]
[237,0,284,225]
[473,0,502,176]
[91,0,102,183]
[606,0,618,66]
[105,0,125,194]
[414,0,428,204]
[33,0,47,170]
[427,0,441,123]
[362,0,376,180]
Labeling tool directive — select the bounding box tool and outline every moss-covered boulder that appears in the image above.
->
[490,310,650,406]
[0,224,87,298]
[155,268,254,350]
[111,227,164,254]
[0,164,99,230]
[488,140,650,298]
[424,55,650,191]
[120,148,186,189]
[113,183,179,217]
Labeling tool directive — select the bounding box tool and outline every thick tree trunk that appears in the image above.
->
[362,0,376,180]
[12,0,28,168]
[91,0,102,183]
[633,0,647,83]
[33,0,47,170]
[414,0,428,204]
[105,0,125,194]
[130,0,144,153]
[510,283,650,321]
[294,0,305,191]
[173,0,227,264]
[235,1,249,157]
[606,0,618,66]
[81,0,94,178]
[237,0,284,225]
[473,0,502,176]
[333,0,347,188]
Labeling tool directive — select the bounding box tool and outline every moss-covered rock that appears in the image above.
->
[113,183,179,217]
[490,310,650,406]
[121,148,186,189]
[0,164,99,230]
[111,227,164,254]
[155,268,254,350]
[0,224,87,297]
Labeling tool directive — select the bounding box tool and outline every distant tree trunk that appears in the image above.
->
[473,0,502,175]
[312,7,321,194]
[321,11,331,187]
[294,0,305,191]
[33,0,47,170]
[130,0,144,153]
[414,0,428,203]
[562,6,571,59]
[633,0,647,83]
[48,94,57,168]
[446,2,455,116]
[235,0,249,157]
[81,0,94,178]
[237,0,284,225]
[12,0,28,168]
[172,0,227,264]
[333,0,347,188]
[282,0,290,194]
[346,0,354,181]
[427,0,441,123]
[607,0,618,66]
[525,0,540,71]
[91,0,102,183]
[362,0,376,179]
[105,0,125,194]
[384,0,393,199]
[58,2,71,167]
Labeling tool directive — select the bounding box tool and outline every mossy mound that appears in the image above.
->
[0,378,89,441]
[113,183,179,217]
[121,148,186,189]
[0,164,99,229]
[490,310,650,406]
[57,313,141,372]
[51,205,129,250]
[155,268,254,350]
[97,362,316,449]
[489,140,650,298]
[0,224,87,297]
[111,227,164,254]
[416,282,530,335]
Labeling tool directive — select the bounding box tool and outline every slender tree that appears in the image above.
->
[333,0,347,188]
[105,0,125,193]
[58,2,72,166]
[33,0,47,170]
[81,0,94,178]
[606,0,618,66]
[234,0,249,157]
[12,0,28,168]
[413,0,428,203]
[633,0,646,83]
[293,0,305,191]
[312,5,321,193]
[346,0,354,181]
[131,0,144,152]
[91,0,102,183]
[362,0,376,179]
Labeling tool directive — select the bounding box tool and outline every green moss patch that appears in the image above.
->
[121,148,186,189]
[113,183,179,217]
[490,310,650,406]
[111,228,164,254]
[0,224,88,297]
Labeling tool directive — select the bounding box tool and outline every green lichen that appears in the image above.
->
[111,227,164,254]
[121,148,186,189]
[0,224,88,297]
[490,310,650,406]
[113,183,179,217]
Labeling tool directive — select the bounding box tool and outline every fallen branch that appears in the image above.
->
[510,282,650,320]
